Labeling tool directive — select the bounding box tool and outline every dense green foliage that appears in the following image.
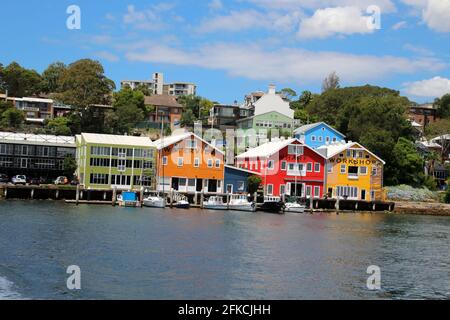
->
[0,62,43,97]
[63,156,77,178]
[247,175,262,194]
[0,100,24,129]
[178,95,214,127]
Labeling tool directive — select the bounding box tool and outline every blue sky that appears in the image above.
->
[1,0,450,104]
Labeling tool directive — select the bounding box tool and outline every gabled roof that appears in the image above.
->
[144,95,183,108]
[235,110,293,123]
[294,122,346,138]
[236,138,326,159]
[225,165,261,176]
[80,133,154,147]
[154,132,225,155]
[317,141,385,164]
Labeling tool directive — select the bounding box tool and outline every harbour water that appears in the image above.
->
[1,201,449,300]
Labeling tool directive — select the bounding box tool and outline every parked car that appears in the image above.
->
[12,175,27,185]
[0,174,8,183]
[29,177,46,186]
[54,176,69,185]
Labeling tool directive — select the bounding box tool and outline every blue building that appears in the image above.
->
[294,122,346,149]
[224,165,260,194]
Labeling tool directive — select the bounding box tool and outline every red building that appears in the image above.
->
[236,138,326,198]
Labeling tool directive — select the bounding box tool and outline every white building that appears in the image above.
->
[121,72,196,97]
[243,85,294,119]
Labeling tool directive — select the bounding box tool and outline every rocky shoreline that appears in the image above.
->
[394,201,450,216]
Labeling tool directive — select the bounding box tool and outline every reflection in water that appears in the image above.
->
[0,201,449,299]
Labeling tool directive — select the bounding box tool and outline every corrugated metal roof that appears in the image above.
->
[317,141,385,164]
[154,132,225,154]
[0,131,75,147]
[236,138,297,159]
[80,133,154,147]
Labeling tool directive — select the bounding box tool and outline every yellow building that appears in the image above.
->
[317,141,385,201]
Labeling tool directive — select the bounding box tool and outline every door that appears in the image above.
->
[361,189,366,201]
[290,183,303,197]
[208,179,218,193]
[20,158,28,168]
[196,179,203,192]
[226,184,233,194]
[172,178,179,191]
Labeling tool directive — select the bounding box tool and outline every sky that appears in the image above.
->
[0,0,450,104]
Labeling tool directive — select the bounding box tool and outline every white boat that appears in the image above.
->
[228,194,256,212]
[143,195,166,208]
[284,202,306,213]
[175,200,190,209]
[117,192,140,207]
[203,196,228,210]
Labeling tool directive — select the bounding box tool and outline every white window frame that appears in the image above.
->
[281,161,287,171]
[162,156,168,166]
[215,159,221,168]
[314,186,320,198]
[340,164,346,174]
[194,157,200,167]
[177,157,184,167]
[267,160,275,170]
[307,162,313,172]
[314,163,321,173]
[207,159,213,168]
[280,184,286,195]
[266,184,274,196]
[360,166,368,175]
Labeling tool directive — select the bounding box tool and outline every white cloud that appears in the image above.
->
[243,0,397,13]
[392,21,407,30]
[403,76,450,97]
[403,43,434,56]
[94,51,120,62]
[423,0,450,32]
[209,0,223,11]
[123,3,176,30]
[298,6,375,39]
[196,10,302,33]
[125,42,446,84]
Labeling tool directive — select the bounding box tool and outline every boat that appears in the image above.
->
[143,194,166,208]
[284,202,306,213]
[117,192,140,207]
[203,196,228,210]
[228,194,256,212]
[175,199,190,209]
[260,196,284,214]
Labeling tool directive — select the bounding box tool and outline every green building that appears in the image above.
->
[236,111,298,139]
[76,133,156,190]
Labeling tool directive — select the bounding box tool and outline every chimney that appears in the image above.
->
[268,84,276,95]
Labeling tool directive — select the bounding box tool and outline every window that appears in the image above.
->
[207,159,213,168]
[360,166,368,175]
[306,186,312,197]
[237,181,245,191]
[314,163,321,172]
[188,179,196,187]
[332,137,337,142]
[326,136,330,143]
[307,163,313,172]
[179,178,187,188]
[288,145,304,155]
[215,159,221,168]
[281,161,287,171]
[162,156,168,166]
[314,186,320,198]
[311,135,316,142]
[327,163,333,173]
[118,159,126,172]
[194,157,200,167]
[267,160,275,169]
[267,184,273,195]
[90,174,109,185]
[340,165,346,174]
[371,167,378,176]
[348,166,358,177]
[336,186,358,199]
[177,157,184,167]
[280,184,286,195]
[318,136,323,142]
[186,139,197,149]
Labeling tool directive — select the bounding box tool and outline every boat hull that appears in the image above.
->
[203,204,229,210]
[143,199,166,208]
[228,204,256,212]
[284,206,306,213]
[260,202,284,214]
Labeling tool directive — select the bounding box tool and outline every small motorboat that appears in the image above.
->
[228,194,256,212]
[143,195,166,208]
[175,199,190,209]
[203,196,228,210]
[260,196,284,214]
[284,202,306,213]
[117,192,140,207]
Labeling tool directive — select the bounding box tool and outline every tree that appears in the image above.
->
[56,59,115,110]
[434,94,450,119]
[41,62,66,93]
[180,109,196,127]
[62,156,77,178]
[391,138,424,186]
[425,118,450,161]
[105,87,145,134]
[45,117,72,135]
[247,175,262,194]
[279,88,297,101]
[1,62,43,97]
[1,108,25,128]
[133,84,152,96]
[322,71,340,92]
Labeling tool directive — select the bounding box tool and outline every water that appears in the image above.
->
[1,201,449,300]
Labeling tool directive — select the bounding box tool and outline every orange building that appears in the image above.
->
[144,95,183,130]
[155,132,225,193]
